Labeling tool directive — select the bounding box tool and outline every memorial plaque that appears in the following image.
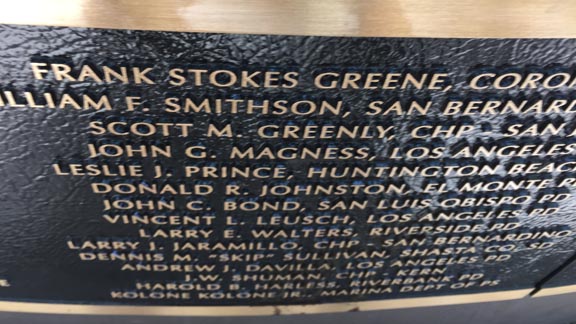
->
[1,1,576,317]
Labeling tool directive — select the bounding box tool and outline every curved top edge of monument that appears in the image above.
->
[0,0,575,39]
